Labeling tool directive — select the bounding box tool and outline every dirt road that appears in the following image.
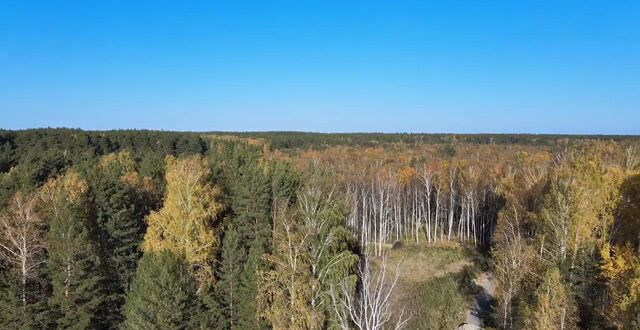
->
[464,273,496,329]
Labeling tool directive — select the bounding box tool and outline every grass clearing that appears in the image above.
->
[370,241,481,329]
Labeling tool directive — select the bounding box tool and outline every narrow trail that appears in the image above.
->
[461,273,496,329]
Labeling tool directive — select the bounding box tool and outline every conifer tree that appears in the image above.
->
[209,143,278,329]
[122,251,198,330]
[237,238,271,329]
[216,225,244,328]
[89,152,156,326]
[39,171,106,329]
[0,270,22,327]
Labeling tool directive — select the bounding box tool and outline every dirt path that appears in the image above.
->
[463,273,496,329]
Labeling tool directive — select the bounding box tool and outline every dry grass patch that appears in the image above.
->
[368,241,472,328]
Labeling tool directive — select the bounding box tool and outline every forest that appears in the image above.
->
[0,128,639,329]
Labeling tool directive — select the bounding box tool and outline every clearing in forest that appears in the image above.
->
[373,241,490,330]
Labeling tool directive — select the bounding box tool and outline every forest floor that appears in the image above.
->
[372,240,494,330]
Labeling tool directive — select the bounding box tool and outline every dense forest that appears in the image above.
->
[0,129,639,329]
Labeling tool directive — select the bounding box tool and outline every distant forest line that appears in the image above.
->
[2,128,639,152]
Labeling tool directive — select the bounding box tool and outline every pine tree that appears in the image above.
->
[209,144,277,329]
[237,239,270,329]
[229,155,273,329]
[0,263,49,329]
[122,251,198,330]
[89,152,156,326]
[39,171,106,329]
[216,225,244,328]
[0,270,22,327]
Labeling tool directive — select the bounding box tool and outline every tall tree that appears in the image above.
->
[258,187,358,329]
[216,225,245,328]
[600,243,640,328]
[217,145,274,329]
[143,155,224,290]
[208,143,299,329]
[122,251,198,330]
[523,268,577,330]
[0,192,46,307]
[39,170,106,329]
[89,151,157,326]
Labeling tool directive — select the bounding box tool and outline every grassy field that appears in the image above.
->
[372,241,482,330]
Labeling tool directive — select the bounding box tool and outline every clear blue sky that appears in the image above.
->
[1,1,638,133]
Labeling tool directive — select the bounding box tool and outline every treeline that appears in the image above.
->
[0,129,206,205]
[220,131,639,150]
[0,129,206,169]
[0,130,367,329]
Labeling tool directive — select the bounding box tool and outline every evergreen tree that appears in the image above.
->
[216,225,244,328]
[0,262,49,329]
[89,152,155,326]
[230,158,273,329]
[39,171,105,329]
[236,239,271,329]
[0,270,22,328]
[208,143,276,329]
[122,251,198,330]
[270,161,299,207]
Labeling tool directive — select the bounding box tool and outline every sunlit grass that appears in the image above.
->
[369,240,476,329]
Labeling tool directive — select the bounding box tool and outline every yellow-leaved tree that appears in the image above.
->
[523,268,578,330]
[143,155,224,289]
[600,243,640,328]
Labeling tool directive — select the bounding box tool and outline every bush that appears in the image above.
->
[406,275,466,330]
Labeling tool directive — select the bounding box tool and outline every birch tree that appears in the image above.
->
[329,253,408,330]
[0,192,46,306]
[258,187,358,329]
[143,155,224,290]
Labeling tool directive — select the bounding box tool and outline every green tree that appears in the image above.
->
[208,143,284,329]
[0,270,23,328]
[216,225,245,328]
[89,152,157,326]
[122,251,198,330]
[39,171,106,329]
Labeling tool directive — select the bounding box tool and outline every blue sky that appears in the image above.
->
[1,1,638,133]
